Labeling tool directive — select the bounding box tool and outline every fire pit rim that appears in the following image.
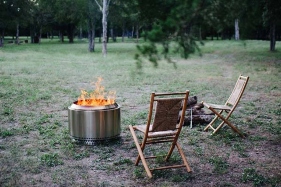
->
[69,101,119,111]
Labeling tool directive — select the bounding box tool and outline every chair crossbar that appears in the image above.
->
[154,92,188,96]
[154,97,185,101]
[145,156,158,159]
[209,125,216,131]
[151,164,187,171]
[146,139,175,144]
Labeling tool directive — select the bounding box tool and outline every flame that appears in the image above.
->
[77,77,116,106]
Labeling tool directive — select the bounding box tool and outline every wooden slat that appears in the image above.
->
[151,164,186,171]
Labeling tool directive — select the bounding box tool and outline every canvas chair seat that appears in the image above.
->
[202,75,249,138]
[129,91,191,178]
[203,103,232,111]
[134,125,178,137]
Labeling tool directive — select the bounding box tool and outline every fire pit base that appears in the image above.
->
[71,135,121,145]
[68,102,121,143]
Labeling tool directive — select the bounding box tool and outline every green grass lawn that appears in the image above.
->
[0,38,280,186]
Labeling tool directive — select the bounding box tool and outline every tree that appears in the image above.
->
[234,19,239,40]
[136,0,209,67]
[0,0,9,46]
[0,0,32,45]
[107,0,141,42]
[87,0,101,52]
[95,0,111,56]
[46,0,86,43]
[263,0,281,51]
[29,0,54,43]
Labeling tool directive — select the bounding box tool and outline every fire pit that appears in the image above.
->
[68,77,121,144]
[68,101,121,143]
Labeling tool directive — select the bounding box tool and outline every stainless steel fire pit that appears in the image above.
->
[68,101,121,144]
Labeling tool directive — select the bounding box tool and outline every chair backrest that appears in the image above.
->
[226,75,249,107]
[148,91,189,132]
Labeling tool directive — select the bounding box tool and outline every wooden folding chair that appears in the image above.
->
[202,75,249,138]
[129,90,191,178]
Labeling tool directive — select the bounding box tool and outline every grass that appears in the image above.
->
[0,38,281,186]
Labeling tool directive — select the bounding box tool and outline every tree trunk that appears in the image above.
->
[136,24,139,43]
[107,28,109,43]
[269,22,276,51]
[112,28,116,42]
[0,29,4,47]
[88,18,95,52]
[235,19,239,40]
[122,23,125,42]
[68,24,74,43]
[110,28,114,42]
[199,26,202,41]
[131,26,134,38]
[39,26,42,43]
[102,0,108,57]
[16,23,20,45]
[59,31,64,42]
[0,38,2,47]
[80,27,83,40]
[30,29,34,43]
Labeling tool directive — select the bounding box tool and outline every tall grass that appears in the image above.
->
[0,38,280,186]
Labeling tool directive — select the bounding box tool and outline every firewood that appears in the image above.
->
[179,95,215,126]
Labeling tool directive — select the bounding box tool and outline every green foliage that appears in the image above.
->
[73,150,90,160]
[40,153,64,167]
[194,146,204,156]
[232,143,248,157]
[241,168,270,187]
[136,42,160,67]
[272,108,281,115]
[36,114,53,125]
[38,122,59,138]
[209,156,229,174]
[211,129,242,145]
[136,0,207,67]
[171,174,191,182]
[2,106,14,116]
[0,128,14,138]
[113,157,133,166]
[133,167,145,178]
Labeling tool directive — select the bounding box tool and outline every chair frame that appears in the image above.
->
[129,90,191,178]
[202,75,249,138]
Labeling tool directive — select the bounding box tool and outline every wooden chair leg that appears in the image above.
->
[134,147,141,165]
[135,155,141,166]
[223,119,244,138]
[165,141,177,161]
[213,120,225,133]
[209,109,245,138]
[176,143,191,172]
[204,110,223,131]
[129,125,153,178]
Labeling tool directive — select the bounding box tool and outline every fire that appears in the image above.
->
[77,77,116,106]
